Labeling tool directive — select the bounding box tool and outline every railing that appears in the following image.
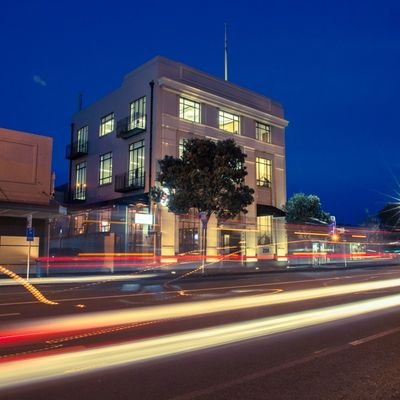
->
[66,141,88,159]
[115,172,145,192]
[116,117,146,139]
[64,187,87,203]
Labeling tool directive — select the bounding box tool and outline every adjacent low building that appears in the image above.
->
[63,56,288,262]
[0,127,57,271]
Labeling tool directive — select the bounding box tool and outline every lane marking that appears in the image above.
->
[350,326,400,346]
[0,313,20,317]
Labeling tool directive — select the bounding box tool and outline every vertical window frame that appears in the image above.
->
[256,121,272,143]
[99,152,113,185]
[179,97,201,123]
[129,97,146,131]
[219,110,240,134]
[75,161,87,200]
[99,112,115,137]
[256,157,272,187]
[128,140,145,187]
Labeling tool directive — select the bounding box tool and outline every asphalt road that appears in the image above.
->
[2,265,400,399]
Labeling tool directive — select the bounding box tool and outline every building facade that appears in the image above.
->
[64,57,288,261]
[0,127,57,271]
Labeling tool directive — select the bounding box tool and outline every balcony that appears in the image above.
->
[115,172,145,193]
[116,117,146,139]
[66,140,88,159]
[64,187,87,204]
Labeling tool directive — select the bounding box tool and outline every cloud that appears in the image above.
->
[33,75,47,87]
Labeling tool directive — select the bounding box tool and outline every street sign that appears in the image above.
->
[27,214,33,229]
[26,227,35,241]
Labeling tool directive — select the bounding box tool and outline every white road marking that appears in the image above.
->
[350,326,400,346]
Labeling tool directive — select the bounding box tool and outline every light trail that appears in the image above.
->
[0,266,58,306]
[0,273,157,287]
[2,292,400,391]
[3,277,400,346]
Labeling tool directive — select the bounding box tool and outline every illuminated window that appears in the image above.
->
[77,125,88,152]
[129,140,145,187]
[179,137,188,158]
[219,110,240,134]
[99,152,112,185]
[257,216,272,245]
[256,122,271,143]
[179,97,200,123]
[75,161,87,200]
[73,214,88,235]
[129,97,146,130]
[99,112,114,136]
[97,209,111,233]
[256,157,272,187]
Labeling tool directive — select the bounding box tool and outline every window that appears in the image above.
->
[130,97,146,130]
[99,152,113,185]
[178,137,188,158]
[99,113,114,136]
[97,209,111,233]
[256,157,272,187]
[77,125,88,152]
[256,121,271,143]
[129,140,145,187]
[73,214,88,235]
[75,161,87,200]
[219,110,240,134]
[179,97,200,123]
[257,216,273,245]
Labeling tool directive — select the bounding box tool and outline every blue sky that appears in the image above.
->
[1,0,400,225]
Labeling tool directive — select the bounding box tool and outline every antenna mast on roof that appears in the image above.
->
[224,23,228,81]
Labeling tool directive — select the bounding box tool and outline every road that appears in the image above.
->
[2,264,400,399]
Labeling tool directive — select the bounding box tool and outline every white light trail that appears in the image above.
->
[3,277,400,346]
[2,292,400,391]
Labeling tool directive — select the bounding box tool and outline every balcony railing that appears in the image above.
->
[115,172,145,193]
[116,117,146,139]
[64,187,87,203]
[66,141,88,159]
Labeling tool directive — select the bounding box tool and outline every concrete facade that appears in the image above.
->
[66,57,288,260]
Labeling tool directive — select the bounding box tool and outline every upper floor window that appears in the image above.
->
[99,152,113,185]
[77,125,88,152]
[219,110,240,134]
[256,157,272,187]
[130,97,146,130]
[179,97,200,123]
[129,140,145,187]
[75,161,87,200]
[256,122,271,143]
[99,113,114,137]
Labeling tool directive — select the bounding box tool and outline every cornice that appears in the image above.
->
[158,77,289,129]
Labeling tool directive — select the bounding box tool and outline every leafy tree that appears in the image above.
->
[152,138,254,222]
[284,193,330,224]
[378,203,400,229]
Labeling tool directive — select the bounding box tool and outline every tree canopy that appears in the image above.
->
[284,193,330,224]
[378,203,400,229]
[151,138,254,222]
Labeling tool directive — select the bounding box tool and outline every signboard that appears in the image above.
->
[26,227,35,242]
[135,213,153,225]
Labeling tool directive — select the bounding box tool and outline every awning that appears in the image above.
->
[0,201,61,220]
[257,204,286,217]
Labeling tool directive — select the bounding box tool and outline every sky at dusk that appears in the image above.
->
[1,0,400,225]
